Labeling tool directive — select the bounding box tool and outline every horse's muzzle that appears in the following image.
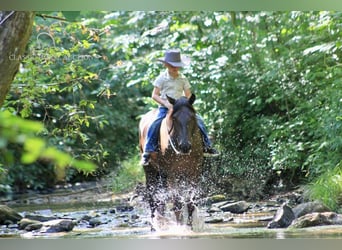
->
[179,141,192,154]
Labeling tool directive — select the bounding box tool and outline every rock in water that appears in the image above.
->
[267,204,295,228]
[18,218,42,230]
[292,201,331,218]
[0,205,22,225]
[290,212,342,228]
[42,219,75,233]
[219,201,250,214]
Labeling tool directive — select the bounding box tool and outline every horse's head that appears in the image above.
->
[166,94,198,154]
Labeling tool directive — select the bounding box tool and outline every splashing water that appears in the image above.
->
[146,202,207,239]
[146,185,207,234]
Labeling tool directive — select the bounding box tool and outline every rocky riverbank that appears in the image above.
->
[1,180,342,239]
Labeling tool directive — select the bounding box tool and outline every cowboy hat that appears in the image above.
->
[157,49,190,67]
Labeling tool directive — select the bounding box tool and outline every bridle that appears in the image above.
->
[166,113,191,156]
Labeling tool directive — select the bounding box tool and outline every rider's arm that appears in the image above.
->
[184,88,192,99]
[151,87,173,110]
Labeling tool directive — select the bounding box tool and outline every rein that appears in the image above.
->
[169,134,184,155]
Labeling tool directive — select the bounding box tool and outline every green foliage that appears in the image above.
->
[304,161,342,211]
[2,11,342,204]
[186,12,342,179]
[0,110,96,191]
[61,11,81,22]
[111,156,145,194]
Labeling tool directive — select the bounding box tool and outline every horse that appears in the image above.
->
[139,94,204,231]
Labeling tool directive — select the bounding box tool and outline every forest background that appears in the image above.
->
[1,11,342,210]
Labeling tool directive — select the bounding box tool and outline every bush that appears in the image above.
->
[304,161,342,211]
[111,155,145,194]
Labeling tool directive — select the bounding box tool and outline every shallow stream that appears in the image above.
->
[4,195,342,239]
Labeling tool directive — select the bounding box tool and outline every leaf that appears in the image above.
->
[16,119,44,134]
[21,138,46,164]
[61,11,81,22]
[127,78,141,87]
[303,42,335,55]
[41,147,96,173]
[71,159,96,173]
[41,147,72,167]
[0,138,7,149]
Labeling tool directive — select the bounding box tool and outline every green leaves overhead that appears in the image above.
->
[1,11,342,205]
[61,11,81,22]
[0,110,96,178]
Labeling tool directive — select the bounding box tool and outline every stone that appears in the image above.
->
[19,218,42,230]
[25,214,59,222]
[42,219,75,233]
[89,218,102,227]
[0,205,22,225]
[207,206,222,213]
[25,223,43,231]
[292,201,331,218]
[267,204,295,228]
[204,217,224,224]
[115,204,134,212]
[219,201,250,214]
[81,215,92,221]
[131,214,140,220]
[290,212,342,228]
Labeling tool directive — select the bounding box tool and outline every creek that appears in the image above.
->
[2,184,342,239]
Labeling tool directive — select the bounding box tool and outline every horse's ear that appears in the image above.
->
[167,95,176,105]
[189,93,196,105]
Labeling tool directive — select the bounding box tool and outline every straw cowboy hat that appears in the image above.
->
[157,49,190,67]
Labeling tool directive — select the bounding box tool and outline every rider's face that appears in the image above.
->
[165,63,180,77]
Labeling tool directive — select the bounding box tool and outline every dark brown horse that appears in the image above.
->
[139,94,204,231]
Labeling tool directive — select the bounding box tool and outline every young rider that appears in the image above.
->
[141,49,219,166]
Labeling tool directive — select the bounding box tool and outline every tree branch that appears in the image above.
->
[36,13,67,22]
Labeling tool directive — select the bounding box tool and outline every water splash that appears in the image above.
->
[144,186,207,233]
[146,203,207,238]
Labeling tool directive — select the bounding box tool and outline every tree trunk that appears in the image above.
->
[0,11,35,107]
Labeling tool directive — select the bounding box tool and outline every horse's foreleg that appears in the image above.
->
[144,168,168,231]
[186,201,195,227]
[145,185,157,231]
[172,195,184,225]
[144,165,159,231]
[149,192,169,231]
